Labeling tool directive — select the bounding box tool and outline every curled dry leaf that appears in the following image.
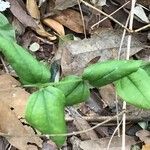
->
[7,0,38,28]
[43,18,65,36]
[8,0,56,41]
[26,0,40,19]
[53,9,84,33]
[36,23,57,41]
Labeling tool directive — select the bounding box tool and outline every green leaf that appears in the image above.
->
[55,75,90,106]
[0,37,51,84]
[25,86,67,147]
[0,13,16,41]
[115,68,150,109]
[82,60,143,87]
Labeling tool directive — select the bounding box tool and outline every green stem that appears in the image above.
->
[23,79,83,88]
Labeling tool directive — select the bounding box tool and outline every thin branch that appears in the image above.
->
[91,1,130,29]
[77,0,87,38]
[80,0,131,32]
[0,110,126,138]
[134,24,150,32]
[107,119,123,150]
[0,55,9,74]
[122,1,136,150]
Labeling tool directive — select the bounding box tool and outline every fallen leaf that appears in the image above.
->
[54,0,77,10]
[142,144,150,150]
[99,84,118,109]
[56,29,145,75]
[79,135,135,150]
[137,0,150,5]
[136,130,150,144]
[7,0,38,28]
[53,9,84,33]
[0,74,30,118]
[0,101,42,150]
[43,18,65,36]
[73,116,98,140]
[134,5,149,23]
[26,0,40,19]
[8,0,56,41]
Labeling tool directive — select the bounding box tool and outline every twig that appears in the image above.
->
[122,1,136,150]
[91,1,130,29]
[77,0,87,38]
[117,16,130,59]
[0,110,125,138]
[0,55,9,74]
[66,114,150,122]
[134,24,150,32]
[80,0,131,32]
[107,119,123,150]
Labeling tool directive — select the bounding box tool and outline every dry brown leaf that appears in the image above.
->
[8,0,38,28]
[99,84,117,108]
[56,29,145,75]
[0,101,42,150]
[136,130,150,144]
[79,136,135,150]
[73,116,98,140]
[26,0,40,19]
[35,23,57,41]
[0,74,30,118]
[8,0,56,41]
[43,18,65,36]
[54,0,78,10]
[142,144,150,150]
[53,9,84,33]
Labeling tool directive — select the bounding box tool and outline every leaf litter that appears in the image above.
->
[0,0,150,149]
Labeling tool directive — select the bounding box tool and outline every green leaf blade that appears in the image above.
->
[82,60,143,87]
[0,37,51,84]
[0,13,16,41]
[55,75,90,106]
[25,86,67,147]
[115,68,150,109]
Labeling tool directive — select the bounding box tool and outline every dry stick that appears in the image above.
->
[77,0,87,38]
[107,119,123,150]
[115,14,130,138]
[134,24,150,32]
[122,1,136,150]
[0,55,9,74]
[0,110,125,138]
[91,1,130,29]
[117,16,130,60]
[66,114,150,122]
[80,0,131,32]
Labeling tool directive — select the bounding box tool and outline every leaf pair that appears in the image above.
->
[25,75,90,147]
[83,60,150,109]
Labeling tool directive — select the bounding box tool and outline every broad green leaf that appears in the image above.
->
[0,37,51,84]
[25,86,67,147]
[55,75,90,106]
[82,60,143,87]
[0,13,16,41]
[115,68,150,109]
[142,62,150,76]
